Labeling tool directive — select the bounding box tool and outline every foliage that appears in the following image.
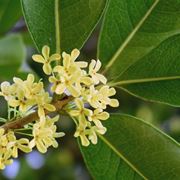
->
[0,0,179,179]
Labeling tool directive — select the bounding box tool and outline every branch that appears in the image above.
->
[1,96,73,131]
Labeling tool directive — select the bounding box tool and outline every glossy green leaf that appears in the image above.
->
[0,34,26,80]
[80,114,180,180]
[99,0,180,76]
[0,0,22,36]
[111,35,180,107]
[21,0,107,53]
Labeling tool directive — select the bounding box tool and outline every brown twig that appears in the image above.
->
[1,96,74,131]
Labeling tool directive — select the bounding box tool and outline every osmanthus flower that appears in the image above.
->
[36,92,56,118]
[62,49,88,71]
[51,73,81,97]
[98,85,119,109]
[74,123,106,146]
[88,108,109,128]
[0,81,16,101]
[7,131,31,158]
[29,115,65,153]
[0,129,8,154]
[74,124,90,146]
[69,98,92,126]
[86,85,102,108]
[0,130,13,169]
[8,89,34,112]
[32,45,61,75]
[0,45,119,170]
[89,59,107,84]
[23,74,44,99]
[0,151,13,170]
[88,125,107,145]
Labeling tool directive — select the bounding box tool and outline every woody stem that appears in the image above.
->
[1,96,74,131]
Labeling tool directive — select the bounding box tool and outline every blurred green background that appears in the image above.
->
[0,3,179,180]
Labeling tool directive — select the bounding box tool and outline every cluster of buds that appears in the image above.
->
[0,45,119,169]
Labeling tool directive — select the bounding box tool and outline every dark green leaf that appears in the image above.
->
[99,0,180,75]
[0,34,26,80]
[0,0,22,36]
[21,0,107,53]
[80,114,180,180]
[111,35,180,107]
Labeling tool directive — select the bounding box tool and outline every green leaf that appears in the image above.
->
[21,0,107,53]
[0,34,26,80]
[111,35,180,107]
[0,0,22,36]
[99,0,180,75]
[80,114,180,180]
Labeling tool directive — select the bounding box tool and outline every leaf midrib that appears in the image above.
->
[109,76,180,86]
[99,114,180,180]
[99,135,147,180]
[55,0,60,53]
[102,0,160,74]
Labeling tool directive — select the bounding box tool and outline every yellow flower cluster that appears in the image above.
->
[0,73,64,169]
[0,45,119,169]
[0,73,55,117]
[33,46,119,146]
[0,128,31,169]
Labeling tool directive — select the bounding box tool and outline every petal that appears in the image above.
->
[42,45,50,59]
[75,98,84,109]
[52,139,58,148]
[89,59,96,72]
[44,104,56,112]
[18,144,32,153]
[63,54,71,68]
[1,81,10,91]
[91,74,99,85]
[93,119,103,128]
[96,73,107,84]
[88,132,97,144]
[80,135,90,146]
[84,109,93,116]
[49,76,56,83]
[32,55,45,63]
[27,74,34,83]
[38,107,45,118]
[53,65,64,73]
[43,63,52,75]
[54,132,65,138]
[55,83,66,94]
[12,147,18,158]
[69,110,80,117]
[97,111,109,120]
[29,139,35,148]
[37,140,47,153]
[68,85,80,97]
[94,59,102,72]
[75,61,88,68]
[108,87,116,96]
[71,49,80,61]
[96,126,107,134]
[109,99,119,107]
[13,77,23,85]
[80,77,93,85]
[49,53,61,61]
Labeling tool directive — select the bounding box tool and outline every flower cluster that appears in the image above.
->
[0,45,119,169]
[0,128,31,169]
[0,72,64,169]
[33,46,119,146]
[0,73,55,117]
